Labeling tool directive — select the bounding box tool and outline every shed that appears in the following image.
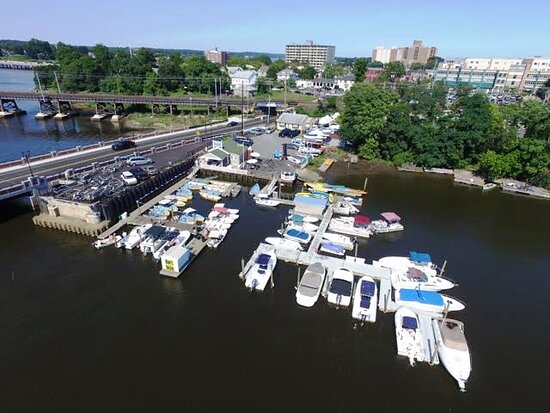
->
[277,113,311,132]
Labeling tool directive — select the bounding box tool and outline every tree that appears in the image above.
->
[266,59,287,79]
[255,77,272,94]
[383,61,406,81]
[297,64,317,80]
[255,54,272,66]
[25,38,55,60]
[353,57,369,82]
[368,60,384,68]
[323,63,347,78]
[425,56,444,70]
[410,63,425,71]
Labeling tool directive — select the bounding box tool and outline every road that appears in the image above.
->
[0,119,265,189]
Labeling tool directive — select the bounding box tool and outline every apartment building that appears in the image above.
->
[372,40,437,66]
[204,48,228,65]
[285,42,336,71]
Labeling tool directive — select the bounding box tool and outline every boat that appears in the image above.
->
[265,237,303,251]
[286,222,319,234]
[296,262,326,307]
[255,197,281,207]
[153,230,191,260]
[244,250,278,292]
[199,188,222,202]
[149,229,179,258]
[351,276,378,323]
[369,212,404,234]
[332,202,359,216]
[249,183,261,195]
[482,182,497,191]
[93,234,120,249]
[280,171,296,183]
[395,307,425,366]
[207,228,228,248]
[328,216,372,238]
[375,253,440,275]
[432,318,472,391]
[140,225,167,255]
[327,267,354,307]
[321,232,355,250]
[124,224,152,250]
[278,228,312,244]
[342,196,363,206]
[115,231,128,248]
[395,288,466,313]
[288,213,319,224]
[319,241,345,257]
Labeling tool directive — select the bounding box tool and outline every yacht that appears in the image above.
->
[395,288,465,313]
[295,262,326,307]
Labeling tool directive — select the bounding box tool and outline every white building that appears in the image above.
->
[296,79,313,89]
[335,75,354,91]
[276,112,312,132]
[372,46,392,64]
[277,68,298,82]
[285,42,336,71]
[230,70,258,96]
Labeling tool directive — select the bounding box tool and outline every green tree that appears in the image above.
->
[322,63,347,78]
[266,59,287,79]
[383,61,406,81]
[368,60,384,68]
[297,64,317,80]
[425,56,444,69]
[255,54,272,66]
[353,57,369,82]
[410,63,425,70]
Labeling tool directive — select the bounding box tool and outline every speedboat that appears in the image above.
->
[432,318,472,391]
[296,262,326,307]
[322,232,355,250]
[319,241,345,257]
[327,267,354,307]
[395,288,465,313]
[199,188,222,202]
[395,307,424,366]
[255,197,281,207]
[207,228,228,248]
[140,225,167,255]
[265,237,303,251]
[288,213,319,223]
[332,202,359,216]
[153,230,191,260]
[351,276,378,323]
[93,234,120,249]
[286,222,319,234]
[244,250,277,292]
[124,224,152,250]
[278,228,312,244]
[329,216,372,238]
[115,231,128,248]
[369,212,404,234]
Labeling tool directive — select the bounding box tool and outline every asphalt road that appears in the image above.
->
[0,119,265,189]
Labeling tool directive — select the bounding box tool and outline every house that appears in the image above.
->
[226,66,241,76]
[230,70,258,96]
[334,75,354,91]
[311,77,335,90]
[277,112,312,132]
[296,79,313,89]
[199,137,248,168]
[257,64,269,78]
[365,67,385,83]
[277,68,298,82]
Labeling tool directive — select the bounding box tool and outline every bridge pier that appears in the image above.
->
[35,98,56,120]
[0,98,26,117]
[91,102,112,121]
[111,103,125,122]
[53,100,74,120]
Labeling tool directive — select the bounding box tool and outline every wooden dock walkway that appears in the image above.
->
[258,178,278,197]
[307,205,333,254]
[418,313,439,364]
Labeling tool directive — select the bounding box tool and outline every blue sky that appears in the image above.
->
[1,0,548,58]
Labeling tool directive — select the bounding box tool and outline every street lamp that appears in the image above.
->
[21,150,34,177]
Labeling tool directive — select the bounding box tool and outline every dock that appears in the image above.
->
[159,236,207,278]
[307,205,333,253]
[258,178,278,197]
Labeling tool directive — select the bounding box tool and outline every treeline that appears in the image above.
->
[0,38,56,60]
[340,82,550,188]
[34,43,229,95]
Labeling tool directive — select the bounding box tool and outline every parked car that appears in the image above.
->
[285,143,299,150]
[227,121,239,127]
[279,128,292,137]
[233,136,253,146]
[265,126,275,134]
[111,139,136,151]
[142,164,159,176]
[126,156,153,166]
[128,167,149,182]
[120,171,138,185]
[248,127,263,136]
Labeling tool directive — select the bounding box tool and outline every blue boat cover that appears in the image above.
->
[402,316,418,330]
[329,279,352,296]
[143,225,166,238]
[321,242,344,254]
[249,183,260,195]
[291,214,304,223]
[360,295,371,309]
[400,289,444,306]
[256,254,271,270]
[360,280,376,297]
[287,228,309,240]
[409,251,432,264]
[294,195,328,209]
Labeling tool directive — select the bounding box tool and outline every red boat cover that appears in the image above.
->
[354,215,371,227]
[214,207,229,214]
[381,212,401,223]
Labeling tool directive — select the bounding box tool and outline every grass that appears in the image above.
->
[255,91,317,103]
[3,54,30,62]
[126,112,226,129]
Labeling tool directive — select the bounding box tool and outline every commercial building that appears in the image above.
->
[276,112,312,132]
[203,48,228,65]
[372,40,437,66]
[285,42,336,71]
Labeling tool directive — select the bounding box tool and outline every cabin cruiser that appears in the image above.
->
[327,267,354,307]
[395,288,465,313]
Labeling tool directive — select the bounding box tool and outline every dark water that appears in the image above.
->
[0,171,549,412]
[0,69,137,162]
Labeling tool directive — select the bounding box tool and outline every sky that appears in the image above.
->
[1,0,548,58]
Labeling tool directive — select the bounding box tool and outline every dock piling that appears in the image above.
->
[296,266,301,289]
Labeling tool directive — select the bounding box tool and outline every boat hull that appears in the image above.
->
[395,307,425,366]
[351,276,378,323]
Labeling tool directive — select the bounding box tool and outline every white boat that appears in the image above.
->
[482,182,497,191]
[329,216,372,238]
[432,318,472,391]
[244,250,277,292]
[115,231,128,248]
[207,228,228,248]
[332,202,359,216]
[295,262,326,307]
[278,228,312,244]
[93,234,120,249]
[322,232,355,250]
[286,222,319,234]
[288,213,319,223]
[124,224,152,250]
[153,230,191,260]
[395,307,425,366]
[376,253,439,275]
[140,225,167,255]
[369,212,404,234]
[327,267,354,307]
[255,198,281,207]
[351,276,378,323]
[280,170,297,183]
[264,237,303,251]
[319,241,345,257]
[395,288,466,313]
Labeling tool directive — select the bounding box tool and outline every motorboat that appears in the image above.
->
[332,202,359,216]
[328,216,372,238]
[149,229,179,258]
[295,262,326,307]
[153,230,191,260]
[264,237,303,251]
[93,234,120,249]
[207,228,228,248]
[432,318,472,391]
[351,276,378,323]
[327,267,354,307]
[482,182,497,191]
[319,241,345,257]
[249,183,261,195]
[140,225,167,255]
[321,232,355,250]
[124,224,152,250]
[255,197,281,207]
[395,307,425,366]
[244,250,277,292]
[115,231,128,248]
[395,288,465,313]
[375,251,439,275]
[286,222,319,234]
[199,188,222,202]
[280,171,297,183]
[369,212,404,234]
[278,228,312,244]
[288,213,319,224]
[391,266,454,291]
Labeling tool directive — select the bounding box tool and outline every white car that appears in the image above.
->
[126,156,153,166]
[121,171,138,185]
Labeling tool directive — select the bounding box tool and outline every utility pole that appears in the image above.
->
[284,79,287,106]
[21,151,34,177]
[35,71,45,100]
[267,94,271,125]
[54,71,61,93]
[241,82,244,136]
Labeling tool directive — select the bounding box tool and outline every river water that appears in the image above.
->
[0,168,548,412]
[0,69,137,162]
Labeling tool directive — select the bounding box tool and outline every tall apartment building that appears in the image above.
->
[204,48,228,65]
[372,40,437,66]
[285,42,336,71]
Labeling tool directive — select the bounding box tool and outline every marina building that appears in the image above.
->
[285,42,336,71]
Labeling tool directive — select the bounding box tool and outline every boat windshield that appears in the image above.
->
[329,279,352,296]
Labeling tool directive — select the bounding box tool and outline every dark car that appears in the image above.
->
[278,128,292,137]
[227,121,239,127]
[128,167,149,182]
[111,139,136,151]
[288,129,300,138]
[233,136,253,146]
